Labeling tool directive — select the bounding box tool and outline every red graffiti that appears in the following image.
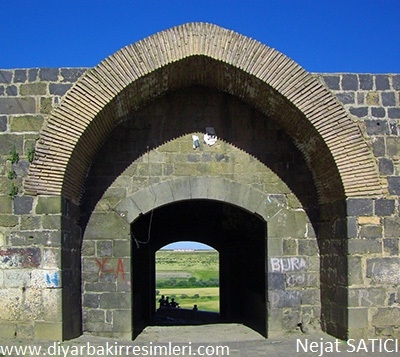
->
[116,259,125,280]
[95,258,126,280]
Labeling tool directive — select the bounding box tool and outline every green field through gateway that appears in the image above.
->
[155,250,219,312]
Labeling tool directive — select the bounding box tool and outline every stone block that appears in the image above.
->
[0,321,16,338]
[20,215,41,230]
[39,68,59,81]
[347,198,373,216]
[358,216,380,225]
[49,83,72,95]
[0,70,12,84]
[6,85,17,96]
[113,309,132,332]
[61,68,86,82]
[375,75,390,90]
[371,107,385,118]
[348,238,382,254]
[13,195,33,214]
[40,97,52,114]
[35,196,62,214]
[386,137,400,156]
[114,240,130,257]
[0,214,18,227]
[42,289,63,322]
[85,211,130,240]
[341,74,358,90]
[3,270,31,288]
[82,240,95,256]
[388,108,400,119]
[387,176,400,195]
[42,214,61,229]
[42,248,61,269]
[366,92,379,105]
[359,74,373,90]
[0,97,35,114]
[383,238,399,256]
[97,240,113,257]
[372,308,400,327]
[359,225,382,239]
[0,195,12,213]
[349,107,367,118]
[382,92,396,106]
[372,137,385,156]
[14,69,27,83]
[383,217,400,237]
[268,290,301,308]
[99,292,131,309]
[268,209,307,238]
[336,92,354,104]
[283,238,297,255]
[348,256,363,285]
[83,293,100,308]
[322,76,340,90]
[16,324,34,339]
[366,258,400,284]
[393,75,400,90]
[10,115,44,132]
[28,68,38,82]
[365,120,389,135]
[298,239,319,256]
[19,83,47,96]
[0,115,6,131]
[347,308,368,329]
[35,322,63,340]
[378,157,394,175]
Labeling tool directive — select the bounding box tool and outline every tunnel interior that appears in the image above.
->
[131,199,267,338]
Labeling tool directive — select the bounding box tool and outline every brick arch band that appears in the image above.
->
[26,22,381,204]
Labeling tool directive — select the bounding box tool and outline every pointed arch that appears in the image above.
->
[26,22,381,203]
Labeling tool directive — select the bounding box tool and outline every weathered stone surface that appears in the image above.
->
[39,68,59,81]
[372,308,400,327]
[13,195,33,214]
[375,199,395,216]
[20,83,47,96]
[387,176,400,195]
[35,196,61,214]
[10,115,44,132]
[366,258,400,284]
[347,198,373,216]
[0,97,35,114]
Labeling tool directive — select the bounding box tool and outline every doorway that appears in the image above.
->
[131,199,267,338]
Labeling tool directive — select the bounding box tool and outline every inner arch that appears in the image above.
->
[131,199,267,338]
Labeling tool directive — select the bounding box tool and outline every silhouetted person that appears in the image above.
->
[158,295,166,308]
[165,296,170,308]
[170,298,179,308]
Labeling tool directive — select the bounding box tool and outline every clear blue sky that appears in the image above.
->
[1,0,399,73]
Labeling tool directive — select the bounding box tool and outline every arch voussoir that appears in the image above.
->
[26,22,381,203]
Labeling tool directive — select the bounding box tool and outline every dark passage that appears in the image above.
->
[131,199,267,339]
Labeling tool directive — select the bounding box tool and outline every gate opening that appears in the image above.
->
[155,242,220,325]
[131,199,267,339]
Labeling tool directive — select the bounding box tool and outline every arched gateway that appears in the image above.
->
[26,23,381,340]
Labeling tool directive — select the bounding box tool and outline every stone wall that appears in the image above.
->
[0,68,399,339]
[0,68,86,339]
[320,74,400,337]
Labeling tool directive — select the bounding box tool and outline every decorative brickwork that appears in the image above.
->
[25,23,380,204]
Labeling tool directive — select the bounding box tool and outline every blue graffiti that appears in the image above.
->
[46,272,60,287]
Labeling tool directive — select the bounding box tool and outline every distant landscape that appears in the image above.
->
[156,249,219,312]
